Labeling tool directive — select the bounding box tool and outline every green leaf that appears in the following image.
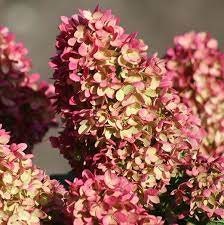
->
[207,220,224,225]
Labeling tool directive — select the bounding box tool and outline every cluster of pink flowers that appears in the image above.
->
[0,26,56,152]
[65,170,164,225]
[0,124,65,225]
[0,26,31,83]
[165,32,224,155]
[2,5,224,225]
[172,155,224,220]
[50,7,203,211]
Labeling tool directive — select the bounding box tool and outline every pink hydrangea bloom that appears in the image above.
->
[165,31,224,155]
[50,7,202,207]
[171,154,224,222]
[65,169,164,225]
[0,26,31,83]
[0,124,65,225]
[0,27,56,152]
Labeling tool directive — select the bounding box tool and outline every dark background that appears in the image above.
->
[0,0,224,175]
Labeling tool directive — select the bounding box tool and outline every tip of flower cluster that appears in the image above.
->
[0,26,31,80]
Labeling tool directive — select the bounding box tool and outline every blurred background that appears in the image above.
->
[0,0,224,175]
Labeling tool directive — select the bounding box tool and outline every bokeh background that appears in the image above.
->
[0,0,224,175]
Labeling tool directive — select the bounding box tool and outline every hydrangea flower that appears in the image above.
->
[165,31,224,155]
[0,124,65,225]
[0,26,31,83]
[169,154,224,223]
[50,7,203,208]
[64,169,164,225]
[0,26,56,151]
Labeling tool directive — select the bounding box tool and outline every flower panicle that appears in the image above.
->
[0,124,65,225]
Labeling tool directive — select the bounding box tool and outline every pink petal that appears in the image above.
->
[78,43,89,57]
[104,170,119,189]
[69,73,80,82]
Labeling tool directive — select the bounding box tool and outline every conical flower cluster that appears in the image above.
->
[50,8,206,213]
[0,26,56,151]
[165,31,224,155]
